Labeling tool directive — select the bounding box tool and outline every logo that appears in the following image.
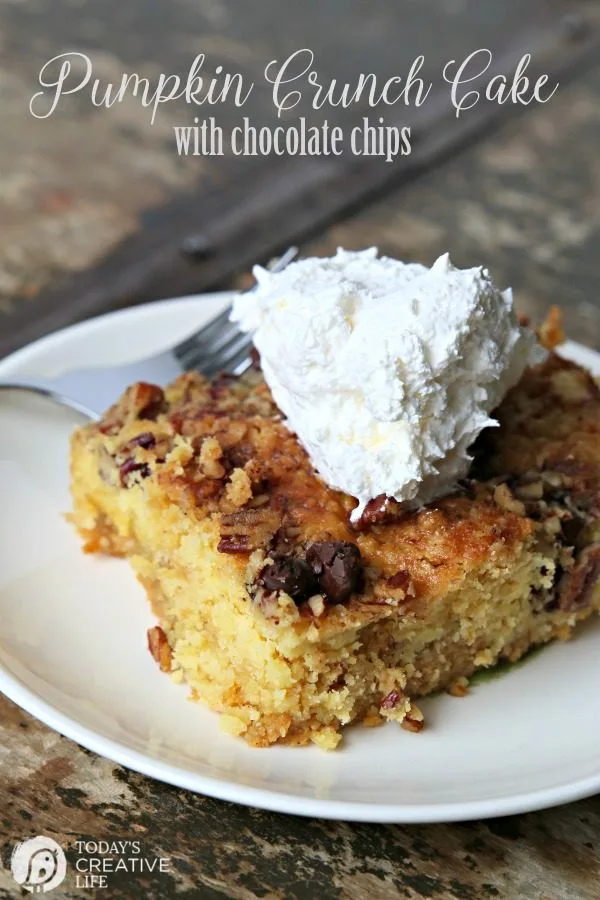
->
[11,836,67,893]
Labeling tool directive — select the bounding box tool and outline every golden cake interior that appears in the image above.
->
[69,353,600,749]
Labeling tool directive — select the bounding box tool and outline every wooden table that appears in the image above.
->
[2,1,600,898]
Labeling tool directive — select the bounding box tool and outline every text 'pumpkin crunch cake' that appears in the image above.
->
[69,252,600,748]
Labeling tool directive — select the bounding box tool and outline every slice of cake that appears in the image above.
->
[69,352,600,748]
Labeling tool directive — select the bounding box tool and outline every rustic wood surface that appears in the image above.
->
[2,2,600,899]
[304,59,600,350]
[1,0,599,355]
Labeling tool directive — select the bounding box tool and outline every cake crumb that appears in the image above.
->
[362,712,384,728]
[311,727,342,750]
[200,437,226,479]
[447,676,470,697]
[538,305,565,350]
[220,714,247,737]
[226,467,253,507]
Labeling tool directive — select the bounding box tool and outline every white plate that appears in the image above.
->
[1,295,600,824]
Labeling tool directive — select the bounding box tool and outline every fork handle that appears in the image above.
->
[0,349,184,420]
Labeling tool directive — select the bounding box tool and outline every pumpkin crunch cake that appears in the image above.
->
[69,352,600,749]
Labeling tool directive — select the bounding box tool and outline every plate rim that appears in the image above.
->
[2,296,600,823]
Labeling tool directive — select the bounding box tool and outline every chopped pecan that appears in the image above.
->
[401,715,425,734]
[219,506,281,552]
[147,626,172,672]
[357,494,389,527]
[209,372,239,400]
[387,569,413,592]
[128,431,156,450]
[380,690,403,711]
[217,534,250,554]
[128,383,165,420]
[557,543,600,612]
[97,445,118,485]
[353,494,410,530]
[119,458,151,487]
[447,677,469,697]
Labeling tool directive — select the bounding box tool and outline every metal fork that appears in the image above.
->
[0,247,297,420]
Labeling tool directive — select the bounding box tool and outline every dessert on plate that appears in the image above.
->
[69,250,600,749]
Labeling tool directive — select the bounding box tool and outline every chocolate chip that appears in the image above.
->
[269,528,294,559]
[129,431,156,449]
[259,558,317,602]
[119,458,151,486]
[561,514,586,547]
[306,540,363,604]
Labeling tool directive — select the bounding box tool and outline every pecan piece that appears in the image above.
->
[147,626,172,672]
[219,507,281,552]
[217,534,250,554]
[119,458,151,487]
[127,382,165,420]
[353,494,409,530]
[557,543,600,612]
[128,431,156,450]
[357,494,389,527]
[387,569,413,592]
[380,689,403,711]
[401,715,425,734]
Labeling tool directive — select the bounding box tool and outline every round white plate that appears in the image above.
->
[1,295,600,823]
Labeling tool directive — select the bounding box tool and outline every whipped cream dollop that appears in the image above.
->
[231,249,544,519]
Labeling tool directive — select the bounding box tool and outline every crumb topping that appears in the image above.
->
[83,351,600,619]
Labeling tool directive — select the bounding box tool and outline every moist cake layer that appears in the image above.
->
[69,354,600,748]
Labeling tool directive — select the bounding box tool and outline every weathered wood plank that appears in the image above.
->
[1,0,599,355]
[2,5,600,900]
[305,62,600,348]
[1,693,599,899]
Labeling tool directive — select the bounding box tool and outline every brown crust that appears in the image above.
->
[76,353,600,617]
